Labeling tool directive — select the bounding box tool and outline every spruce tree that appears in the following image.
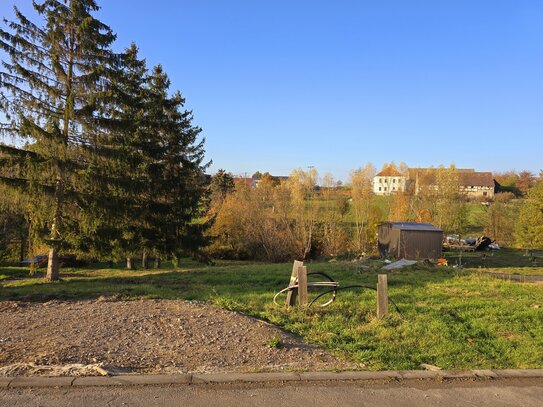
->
[139,65,208,263]
[80,56,208,267]
[112,45,149,267]
[76,43,149,267]
[0,1,118,280]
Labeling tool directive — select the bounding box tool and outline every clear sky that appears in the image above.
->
[2,1,542,181]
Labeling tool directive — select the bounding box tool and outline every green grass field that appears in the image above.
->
[445,248,543,275]
[1,252,542,371]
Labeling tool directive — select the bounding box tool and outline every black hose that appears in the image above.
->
[306,271,338,307]
[307,271,336,282]
[308,284,403,316]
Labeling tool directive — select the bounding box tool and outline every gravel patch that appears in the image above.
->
[0,299,353,376]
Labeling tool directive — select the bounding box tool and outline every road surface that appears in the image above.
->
[1,378,542,406]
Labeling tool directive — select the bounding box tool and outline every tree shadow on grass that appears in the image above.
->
[0,266,41,280]
[0,264,293,303]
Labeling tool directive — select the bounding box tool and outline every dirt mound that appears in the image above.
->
[0,299,352,376]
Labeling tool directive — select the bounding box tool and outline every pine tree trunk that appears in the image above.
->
[46,246,60,281]
[154,257,161,269]
[46,181,63,282]
[45,25,71,283]
[141,251,148,269]
[126,257,134,270]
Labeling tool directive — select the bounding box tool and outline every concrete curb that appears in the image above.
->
[494,369,543,378]
[300,371,401,381]
[72,374,192,387]
[1,369,542,388]
[9,377,74,388]
[193,372,301,384]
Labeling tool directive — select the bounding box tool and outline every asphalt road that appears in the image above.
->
[1,379,542,407]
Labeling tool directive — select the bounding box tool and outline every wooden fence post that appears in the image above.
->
[377,274,388,319]
[286,260,303,307]
[297,265,308,307]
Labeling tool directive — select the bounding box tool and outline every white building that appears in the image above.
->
[373,167,406,195]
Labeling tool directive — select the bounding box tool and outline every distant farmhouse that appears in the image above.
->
[408,168,495,199]
[373,167,496,199]
[373,166,406,195]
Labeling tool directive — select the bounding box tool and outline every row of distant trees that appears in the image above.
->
[494,170,541,196]
[204,165,543,261]
[0,1,207,279]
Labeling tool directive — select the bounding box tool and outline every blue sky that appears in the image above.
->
[2,1,542,181]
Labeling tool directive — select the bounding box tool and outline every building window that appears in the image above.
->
[483,191,487,196]
[379,187,382,191]
[384,187,387,191]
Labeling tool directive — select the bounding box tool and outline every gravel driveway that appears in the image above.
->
[0,299,352,376]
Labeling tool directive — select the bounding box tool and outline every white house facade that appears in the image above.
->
[373,167,406,195]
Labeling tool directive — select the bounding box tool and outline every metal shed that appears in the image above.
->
[378,222,443,260]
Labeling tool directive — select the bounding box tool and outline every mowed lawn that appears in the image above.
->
[1,258,542,371]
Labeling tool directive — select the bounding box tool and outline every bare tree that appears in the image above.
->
[350,164,378,255]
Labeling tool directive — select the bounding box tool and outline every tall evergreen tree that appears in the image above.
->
[0,0,118,280]
[111,44,149,267]
[139,65,208,263]
[79,57,208,267]
[75,43,149,267]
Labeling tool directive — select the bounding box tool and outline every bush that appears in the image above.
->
[494,192,515,203]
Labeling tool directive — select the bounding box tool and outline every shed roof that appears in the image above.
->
[384,222,443,232]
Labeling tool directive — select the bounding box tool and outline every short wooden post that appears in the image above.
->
[377,274,388,319]
[297,265,308,307]
[286,260,303,307]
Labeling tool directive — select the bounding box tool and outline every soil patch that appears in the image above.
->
[0,299,354,376]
